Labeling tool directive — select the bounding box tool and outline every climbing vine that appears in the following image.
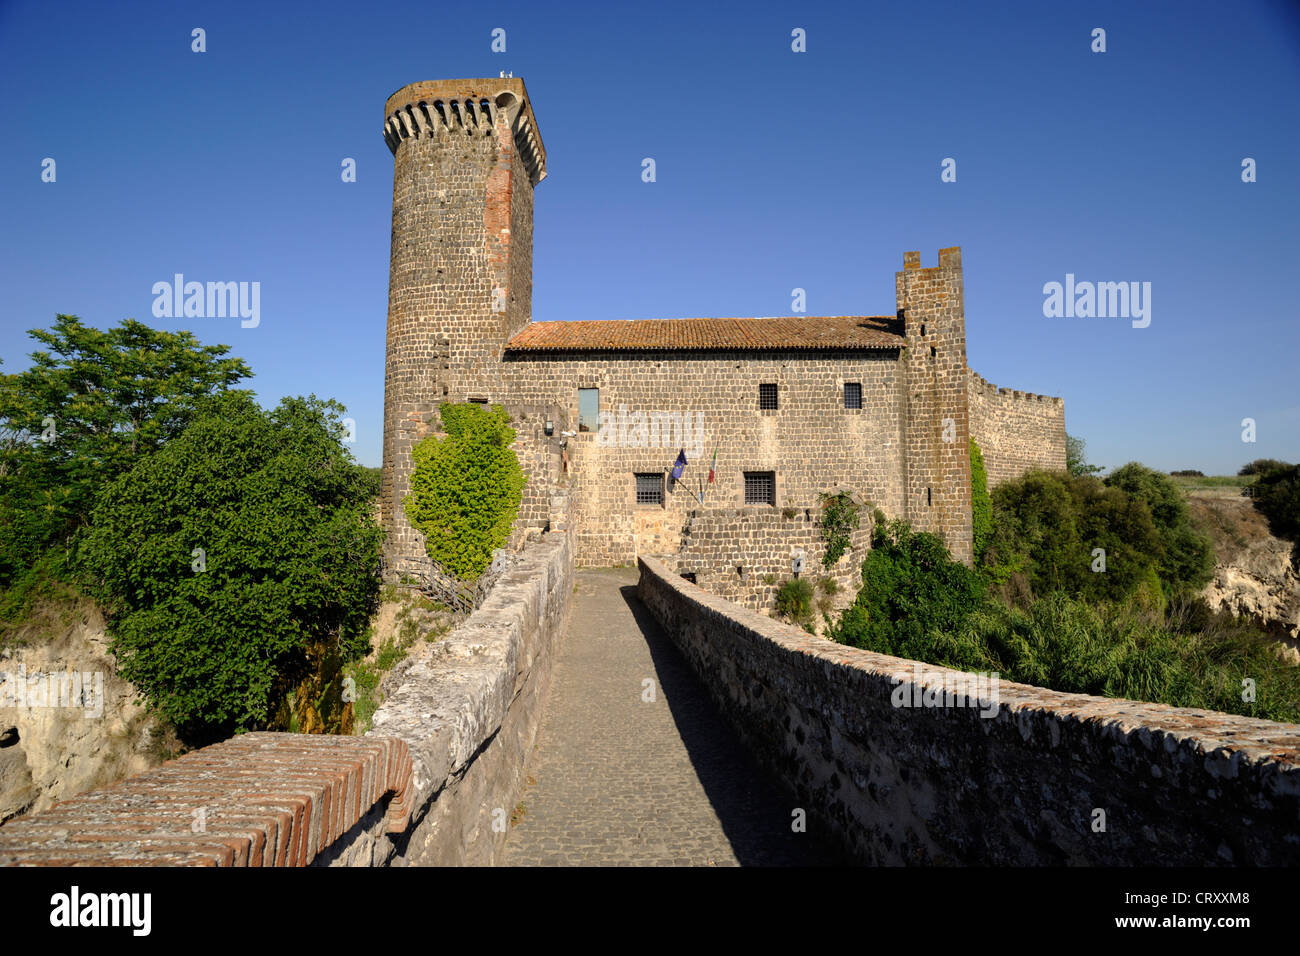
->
[970,438,992,562]
[818,491,861,568]
[404,403,525,581]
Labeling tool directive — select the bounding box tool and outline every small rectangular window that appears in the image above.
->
[468,397,488,404]
[744,471,775,506]
[758,383,778,410]
[844,382,862,409]
[635,472,664,506]
[578,388,599,432]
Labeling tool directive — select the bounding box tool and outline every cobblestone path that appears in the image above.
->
[500,567,844,866]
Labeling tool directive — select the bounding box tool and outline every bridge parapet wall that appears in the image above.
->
[0,532,572,867]
[637,555,1300,865]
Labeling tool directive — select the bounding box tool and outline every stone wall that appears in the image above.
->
[673,505,872,615]
[322,530,572,866]
[496,348,905,581]
[898,248,974,564]
[637,555,1300,865]
[0,532,572,867]
[967,368,1067,487]
[380,78,544,582]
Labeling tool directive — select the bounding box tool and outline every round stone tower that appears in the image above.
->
[380,77,547,581]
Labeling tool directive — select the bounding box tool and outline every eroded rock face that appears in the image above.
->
[1190,495,1300,649]
[0,603,165,823]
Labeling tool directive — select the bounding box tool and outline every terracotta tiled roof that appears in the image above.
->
[504,316,904,352]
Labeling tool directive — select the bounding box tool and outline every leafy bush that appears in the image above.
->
[818,490,860,568]
[1245,461,1299,546]
[77,391,381,740]
[1104,462,1214,595]
[983,470,1160,604]
[948,594,1297,723]
[830,518,987,655]
[832,518,1299,722]
[775,577,815,625]
[404,403,526,581]
[970,439,991,561]
[1239,458,1291,477]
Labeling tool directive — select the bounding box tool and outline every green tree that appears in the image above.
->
[76,391,380,740]
[404,403,526,581]
[0,315,250,582]
[970,439,992,561]
[1065,433,1103,477]
[1104,462,1215,595]
[984,470,1162,604]
[1239,458,1290,477]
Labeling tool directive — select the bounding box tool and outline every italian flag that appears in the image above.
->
[707,446,718,483]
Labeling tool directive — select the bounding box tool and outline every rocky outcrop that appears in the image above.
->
[0,601,166,823]
[1189,494,1299,648]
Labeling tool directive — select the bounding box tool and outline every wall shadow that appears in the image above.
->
[617,583,851,866]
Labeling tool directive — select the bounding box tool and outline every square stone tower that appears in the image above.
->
[380,78,547,580]
[898,247,974,565]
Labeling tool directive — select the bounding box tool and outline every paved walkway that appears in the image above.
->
[499,567,843,866]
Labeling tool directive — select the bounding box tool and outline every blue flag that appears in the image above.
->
[670,448,687,481]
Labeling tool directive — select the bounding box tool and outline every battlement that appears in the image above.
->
[902,247,962,272]
[383,77,546,184]
[967,369,1064,407]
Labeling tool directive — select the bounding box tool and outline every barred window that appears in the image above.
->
[844,382,862,409]
[744,471,775,506]
[635,472,664,506]
[758,383,778,410]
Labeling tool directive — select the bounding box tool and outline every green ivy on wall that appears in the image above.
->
[818,490,861,568]
[404,403,526,581]
[970,438,992,561]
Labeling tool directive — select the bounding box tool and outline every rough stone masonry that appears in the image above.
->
[379,76,1066,605]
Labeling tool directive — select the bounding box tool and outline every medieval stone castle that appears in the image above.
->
[379,77,1067,608]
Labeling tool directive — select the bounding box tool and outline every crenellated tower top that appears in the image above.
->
[382,77,547,185]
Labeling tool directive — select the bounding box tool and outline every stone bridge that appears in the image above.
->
[2,531,1298,866]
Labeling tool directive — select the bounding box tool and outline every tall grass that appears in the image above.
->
[844,590,1299,723]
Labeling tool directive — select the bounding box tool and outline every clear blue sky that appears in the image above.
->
[2,0,1297,473]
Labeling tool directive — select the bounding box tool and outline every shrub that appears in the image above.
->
[76,391,381,740]
[1239,458,1290,477]
[984,470,1160,604]
[970,439,991,561]
[1104,462,1214,594]
[830,518,986,655]
[775,577,815,624]
[818,491,860,568]
[404,403,526,581]
[1246,461,1300,546]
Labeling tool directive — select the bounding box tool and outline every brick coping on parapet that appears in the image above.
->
[968,368,1065,406]
[0,734,414,867]
[638,555,1300,770]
